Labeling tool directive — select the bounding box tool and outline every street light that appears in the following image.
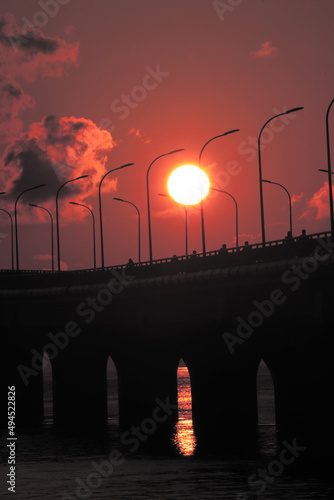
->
[262,180,292,236]
[0,208,14,270]
[113,197,141,263]
[56,176,88,272]
[159,192,188,256]
[15,184,46,271]
[146,149,184,263]
[199,129,240,255]
[69,201,96,270]
[29,204,54,272]
[326,99,334,233]
[211,188,239,248]
[99,163,134,269]
[258,107,303,246]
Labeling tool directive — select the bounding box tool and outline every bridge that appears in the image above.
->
[1,232,334,457]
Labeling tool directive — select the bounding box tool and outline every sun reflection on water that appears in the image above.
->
[173,365,196,456]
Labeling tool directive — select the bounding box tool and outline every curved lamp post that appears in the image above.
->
[0,207,14,270]
[258,107,303,246]
[29,204,54,272]
[99,163,134,269]
[326,99,334,233]
[69,201,96,270]
[318,99,334,233]
[199,129,240,255]
[146,149,184,263]
[114,197,141,263]
[211,188,239,248]
[262,180,292,236]
[56,176,88,272]
[15,184,46,271]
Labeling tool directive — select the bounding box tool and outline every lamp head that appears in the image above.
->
[120,163,134,169]
[169,149,185,154]
[224,129,240,136]
[75,175,89,181]
[286,107,304,114]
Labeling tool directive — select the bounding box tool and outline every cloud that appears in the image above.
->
[0,13,79,144]
[0,14,119,226]
[128,127,152,144]
[1,115,116,220]
[300,182,329,220]
[33,254,67,270]
[237,232,261,244]
[251,41,277,59]
[0,77,34,142]
[291,192,304,205]
[0,14,79,82]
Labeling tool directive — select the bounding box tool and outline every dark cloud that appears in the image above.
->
[0,13,117,225]
[0,77,33,142]
[1,116,116,221]
[0,13,79,143]
[0,16,59,54]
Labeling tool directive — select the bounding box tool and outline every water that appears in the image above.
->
[1,363,333,499]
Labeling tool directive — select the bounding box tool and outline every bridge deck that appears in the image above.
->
[0,231,331,290]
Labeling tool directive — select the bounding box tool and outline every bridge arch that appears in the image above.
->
[257,359,276,426]
[42,351,53,425]
[173,358,196,455]
[106,355,119,426]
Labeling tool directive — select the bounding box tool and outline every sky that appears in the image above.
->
[0,0,334,270]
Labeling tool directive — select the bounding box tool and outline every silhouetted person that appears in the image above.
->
[284,231,293,243]
[219,243,228,255]
[298,229,309,240]
[171,254,178,262]
[190,250,197,259]
[297,228,311,255]
[242,241,251,251]
[127,258,134,269]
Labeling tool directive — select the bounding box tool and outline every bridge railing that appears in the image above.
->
[0,231,331,287]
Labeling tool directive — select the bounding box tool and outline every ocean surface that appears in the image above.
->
[1,362,333,499]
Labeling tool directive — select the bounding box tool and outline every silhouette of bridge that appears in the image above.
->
[1,231,333,457]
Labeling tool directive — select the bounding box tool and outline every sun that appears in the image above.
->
[167,165,210,205]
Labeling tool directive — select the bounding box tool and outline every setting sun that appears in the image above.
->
[167,165,210,205]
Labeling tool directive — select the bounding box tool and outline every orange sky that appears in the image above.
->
[1,0,334,270]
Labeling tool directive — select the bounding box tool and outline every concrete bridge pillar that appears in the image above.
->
[2,326,44,427]
[112,330,179,444]
[182,326,260,453]
[263,316,334,461]
[52,334,108,431]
